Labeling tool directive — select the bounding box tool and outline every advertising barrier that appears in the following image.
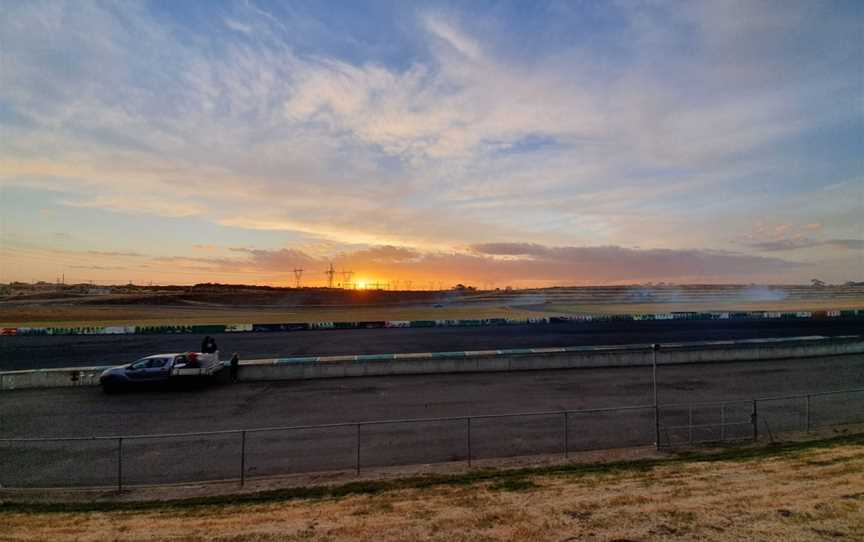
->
[251,323,309,332]
[3,309,862,337]
[135,325,193,334]
[409,320,436,328]
[385,320,411,328]
[103,326,136,334]
[357,321,387,329]
[15,327,48,336]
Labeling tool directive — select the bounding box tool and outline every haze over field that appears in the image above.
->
[1,1,862,287]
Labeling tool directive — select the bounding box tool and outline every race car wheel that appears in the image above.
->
[101,380,121,394]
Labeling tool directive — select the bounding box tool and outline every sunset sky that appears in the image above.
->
[1,1,862,287]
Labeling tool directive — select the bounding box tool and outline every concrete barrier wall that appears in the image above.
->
[238,336,864,382]
[4,335,862,390]
[0,366,110,390]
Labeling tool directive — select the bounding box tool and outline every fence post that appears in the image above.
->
[652,344,660,450]
[563,411,569,459]
[355,423,361,476]
[239,430,246,487]
[688,405,693,445]
[805,395,811,433]
[117,437,123,493]
[466,417,472,467]
[752,400,758,442]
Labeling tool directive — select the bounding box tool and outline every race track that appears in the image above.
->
[2,318,864,371]
[2,353,863,487]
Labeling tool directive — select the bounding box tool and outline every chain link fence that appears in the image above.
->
[1,388,862,490]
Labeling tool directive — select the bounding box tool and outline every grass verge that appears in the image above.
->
[3,433,863,541]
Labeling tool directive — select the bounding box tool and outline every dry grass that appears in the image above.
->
[3,441,863,541]
[0,305,546,327]
[2,297,862,327]
[543,298,864,315]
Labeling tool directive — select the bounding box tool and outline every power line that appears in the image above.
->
[324,263,335,289]
[340,270,354,289]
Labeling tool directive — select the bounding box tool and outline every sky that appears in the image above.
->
[1,0,862,288]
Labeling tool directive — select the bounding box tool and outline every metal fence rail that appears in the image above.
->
[1,388,862,490]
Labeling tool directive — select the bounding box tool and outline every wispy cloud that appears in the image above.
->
[62,195,206,218]
[422,13,485,62]
[735,221,864,254]
[86,250,144,258]
[70,265,128,271]
[224,17,253,34]
[1,1,860,284]
[747,239,864,252]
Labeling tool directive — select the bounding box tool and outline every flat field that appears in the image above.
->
[2,296,864,327]
[539,298,864,315]
[2,435,862,541]
[0,304,545,327]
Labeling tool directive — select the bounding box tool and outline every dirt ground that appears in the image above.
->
[2,298,862,327]
[3,438,862,541]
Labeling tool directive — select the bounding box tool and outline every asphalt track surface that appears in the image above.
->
[2,353,863,487]
[2,318,864,371]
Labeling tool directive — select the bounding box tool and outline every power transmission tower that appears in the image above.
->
[406,280,413,291]
[293,268,304,288]
[324,263,335,289]
[340,270,354,289]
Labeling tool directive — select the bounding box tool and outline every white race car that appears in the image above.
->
[99,352,224,392]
